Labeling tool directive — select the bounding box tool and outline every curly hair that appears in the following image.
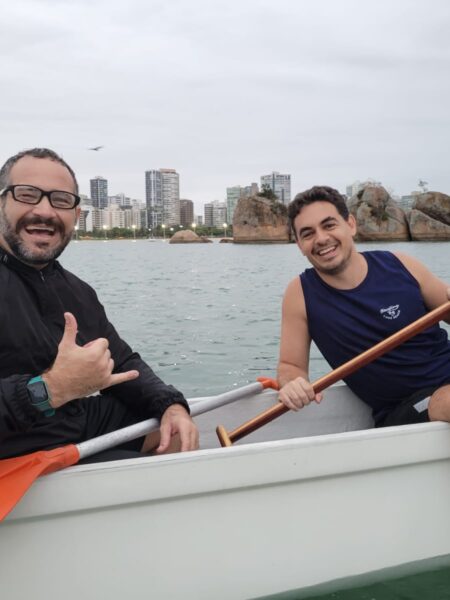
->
[288,186,349,239]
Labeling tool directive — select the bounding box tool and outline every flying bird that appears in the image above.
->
[88,146,104,151]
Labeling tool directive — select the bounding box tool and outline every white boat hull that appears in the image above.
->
[1,386,450,599]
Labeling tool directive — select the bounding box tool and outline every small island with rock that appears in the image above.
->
[232,195,290,243]
[169,230,212,243]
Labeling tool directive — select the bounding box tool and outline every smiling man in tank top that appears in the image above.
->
[278,186,450,427]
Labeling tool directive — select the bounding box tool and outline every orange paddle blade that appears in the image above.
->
[0,445,80,521]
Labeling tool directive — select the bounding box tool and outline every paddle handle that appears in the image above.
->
[216,300,450,446]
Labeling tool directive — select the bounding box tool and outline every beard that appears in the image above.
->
[312,244,353,277]
[0,203,72,266]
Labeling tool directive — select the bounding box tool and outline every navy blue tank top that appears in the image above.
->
[300,251,450,421]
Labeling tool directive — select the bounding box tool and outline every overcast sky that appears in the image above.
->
[1,0,449,212]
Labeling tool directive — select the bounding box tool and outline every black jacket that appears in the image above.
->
[0,248,188,453]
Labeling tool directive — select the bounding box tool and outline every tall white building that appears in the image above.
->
[103,205,126,229]
[204,201,227,227]
[145,168,180,227]
[145,170,162,227]
[260,172,291,205]
[109,192,133,207]
[77,205,93,232]
[161,169,180,226]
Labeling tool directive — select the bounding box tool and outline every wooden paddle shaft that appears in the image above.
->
[217,300,450,446]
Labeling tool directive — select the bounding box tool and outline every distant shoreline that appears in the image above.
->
[74,237,450,244]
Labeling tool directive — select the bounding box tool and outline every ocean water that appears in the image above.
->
[258,555,450,600]
[61,239,450,398]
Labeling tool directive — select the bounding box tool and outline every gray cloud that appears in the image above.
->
[1,0,449,211]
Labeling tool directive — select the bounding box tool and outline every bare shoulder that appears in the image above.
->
[394,251,438,282]
[284,276,302,297]
[393,251,449,309]
[283,276,307,318]
[393,251,425,270]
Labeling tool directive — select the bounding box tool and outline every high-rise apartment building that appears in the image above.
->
[226,182,259,223]
[204,201,227,227]
[109,192,133,207]
[90,176,108,209]
[161,169,180,226]
[204,203,213,227]
[180,199,194,227]
[145,170,163,227]
[226,187,242,225]
[145,168,180,227]
[260,172,291,205]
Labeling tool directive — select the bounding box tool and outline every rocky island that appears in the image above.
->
[170,187,449,245]
[348,187,450,241]
[169,230,212,243]
[407,192,450,241]
[232,195,290,243]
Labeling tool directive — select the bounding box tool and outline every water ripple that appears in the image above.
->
[61,240,449,396]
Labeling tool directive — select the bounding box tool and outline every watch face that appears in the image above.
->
[27,377,54,416]
[28,381,49,403]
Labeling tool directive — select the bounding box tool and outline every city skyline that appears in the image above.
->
[83,168,428,220]
[77,168,431,233]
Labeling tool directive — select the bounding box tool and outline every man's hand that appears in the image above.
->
[278,377,322,411]
[156,404,199,453]
[43,312,139,408]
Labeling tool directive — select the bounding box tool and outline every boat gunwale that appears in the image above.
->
[5,420,450,522]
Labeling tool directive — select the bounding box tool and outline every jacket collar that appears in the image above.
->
[0,246,60,276]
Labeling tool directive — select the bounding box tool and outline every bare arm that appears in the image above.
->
[394,252,450,324]
[277,277,322,410]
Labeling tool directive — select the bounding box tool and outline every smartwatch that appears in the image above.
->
[27,376,55,417]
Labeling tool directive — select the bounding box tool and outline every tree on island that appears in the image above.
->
[257,184,278,201]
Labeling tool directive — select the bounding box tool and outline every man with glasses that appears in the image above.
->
[0,148,198,460]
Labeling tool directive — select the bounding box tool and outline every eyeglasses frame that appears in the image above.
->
[0,185,81,210]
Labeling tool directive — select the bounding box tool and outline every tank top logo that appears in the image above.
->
[380,304,400,320]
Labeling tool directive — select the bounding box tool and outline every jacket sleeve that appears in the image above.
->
[0,374,43,442]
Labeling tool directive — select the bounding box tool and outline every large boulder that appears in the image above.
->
[233,196,290,243]
[347,186,410,241]
[407,192,450,240]
[412,192,450,225]
[169,230,211,243]
[408,209,450,241]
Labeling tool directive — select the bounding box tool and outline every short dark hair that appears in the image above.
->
[0,148,78,194]
[288,186,349,239]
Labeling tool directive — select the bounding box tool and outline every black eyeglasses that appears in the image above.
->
[0,185,80,210]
